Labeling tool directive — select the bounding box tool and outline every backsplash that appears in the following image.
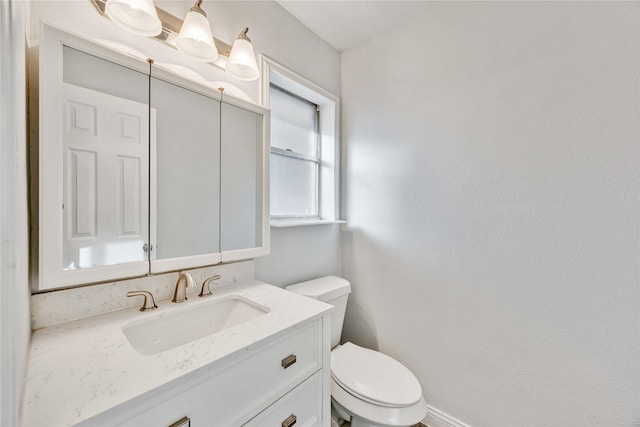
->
[31,260,255,330]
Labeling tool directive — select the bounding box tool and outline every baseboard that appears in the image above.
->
[424,405,471,427]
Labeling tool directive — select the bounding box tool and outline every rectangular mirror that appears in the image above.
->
[150,70,222,272]
[38,24,153,290]
[37,25,269,291]
[220,100,269,260]
[62,46,150,270]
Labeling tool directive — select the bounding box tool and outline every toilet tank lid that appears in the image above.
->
[286,276,351,302]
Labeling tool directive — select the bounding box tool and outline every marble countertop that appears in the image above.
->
[21,280,332,426]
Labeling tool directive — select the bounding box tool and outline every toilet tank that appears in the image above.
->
[286,276,351,348]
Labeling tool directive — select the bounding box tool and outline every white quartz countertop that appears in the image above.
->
[21,280,331,426]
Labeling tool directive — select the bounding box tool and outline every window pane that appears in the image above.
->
[270,153,318,217]
[270,85,317,157]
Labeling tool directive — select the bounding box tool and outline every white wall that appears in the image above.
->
[0,1,31,425]
[27,0,342,288]
[255,225,341,286]
[341,2,639,426]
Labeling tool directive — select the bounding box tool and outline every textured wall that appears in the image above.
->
[341,2,639,426]
[255,225,341,286]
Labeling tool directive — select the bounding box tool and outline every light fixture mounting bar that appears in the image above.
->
[91,0,233,69]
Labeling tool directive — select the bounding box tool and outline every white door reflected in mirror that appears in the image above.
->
[62,83,150,270]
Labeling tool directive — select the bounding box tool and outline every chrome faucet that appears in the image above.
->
[172,272,196,303]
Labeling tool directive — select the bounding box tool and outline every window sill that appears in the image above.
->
[270,219,346,228]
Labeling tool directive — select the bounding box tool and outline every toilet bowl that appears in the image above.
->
[286,277,428,427]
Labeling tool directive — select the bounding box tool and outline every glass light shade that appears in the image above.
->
[176,11,218,62]
[106,0,162,37]
[226,38,259,81]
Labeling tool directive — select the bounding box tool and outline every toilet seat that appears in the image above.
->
[330,343,428,426]
[331,342,423,407]
[331,380,428,427]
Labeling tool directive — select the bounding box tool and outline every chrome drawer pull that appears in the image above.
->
[281,354,297,369]
[282,414,297,427]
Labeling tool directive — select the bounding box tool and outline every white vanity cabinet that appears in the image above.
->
[21,282,333,427]
[79,320,327,427]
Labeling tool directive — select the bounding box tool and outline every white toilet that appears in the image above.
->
[286,276,428,427]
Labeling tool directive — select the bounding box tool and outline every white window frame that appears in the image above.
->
[260,56,343,227]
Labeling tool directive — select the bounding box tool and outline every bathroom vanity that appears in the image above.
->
[21,280,332,426]
[23,22,329,427]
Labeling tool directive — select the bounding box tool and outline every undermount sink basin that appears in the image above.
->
[122,296,270,355]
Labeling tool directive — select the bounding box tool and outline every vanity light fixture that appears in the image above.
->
[226,28,260,81]
[105,0,162,37]
[92,0,260,81]
[176,0,218,62]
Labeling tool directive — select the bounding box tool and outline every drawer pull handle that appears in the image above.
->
[281,354,297,369]
[168,416,190,427]
[282,414,297,427]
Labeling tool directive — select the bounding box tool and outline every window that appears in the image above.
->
[261,56,341,226]
[270,85,319,218]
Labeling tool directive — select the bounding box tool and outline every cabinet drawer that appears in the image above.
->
[226,320,321,420]
[100,320,321,427]
[244,371,322,427]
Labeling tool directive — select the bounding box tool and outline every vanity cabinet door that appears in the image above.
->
[149,71,221,273]
[38,25,151,290]
[243,372,322,427]
[220,100,269,261]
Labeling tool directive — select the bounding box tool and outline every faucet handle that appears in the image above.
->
[199,274,221,297]
[126,290,158,312]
